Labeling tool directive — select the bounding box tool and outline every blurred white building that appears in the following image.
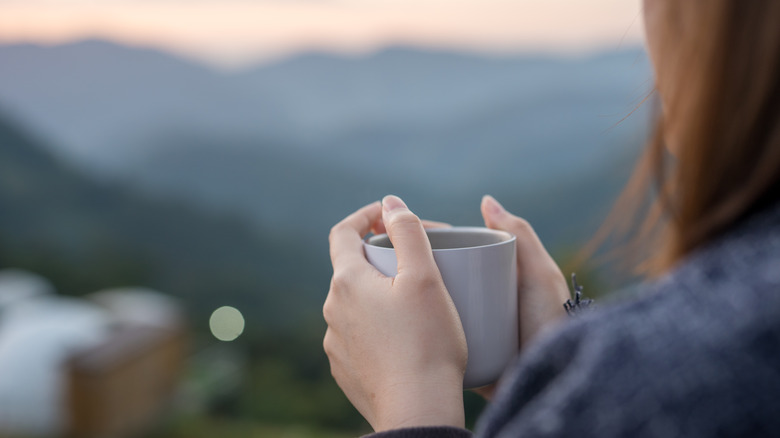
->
[0,269,186,438]
[0,269,111,436]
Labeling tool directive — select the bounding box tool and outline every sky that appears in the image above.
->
[0,0,645,69]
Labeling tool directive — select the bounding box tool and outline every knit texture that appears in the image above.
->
[363,201,780,437]
[366,427,473,438]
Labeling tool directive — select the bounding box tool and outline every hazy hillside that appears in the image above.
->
[0,40,651,166]
[0,113,328,332]
[236,47,651,135]
[0,40,287,166]
[0,39,652,257]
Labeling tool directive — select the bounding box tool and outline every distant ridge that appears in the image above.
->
[0,38,652,251]
[0,38,650,157]
[0,38,646,73]
[0,38,218,72]
[0,112,327,330]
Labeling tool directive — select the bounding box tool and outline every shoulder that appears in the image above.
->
[478,203,780,437]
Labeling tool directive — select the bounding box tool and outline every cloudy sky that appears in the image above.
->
[0,0,645,68]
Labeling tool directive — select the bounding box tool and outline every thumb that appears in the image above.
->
[481,195,548,263]
[382,195,438,278]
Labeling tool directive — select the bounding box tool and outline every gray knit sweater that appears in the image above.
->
[367,201,780,437]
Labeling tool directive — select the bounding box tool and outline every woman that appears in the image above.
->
[323,1,780,436]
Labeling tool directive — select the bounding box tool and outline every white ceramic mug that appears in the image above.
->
[363,227,518,388]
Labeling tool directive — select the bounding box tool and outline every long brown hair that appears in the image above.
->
[599,1,780,275]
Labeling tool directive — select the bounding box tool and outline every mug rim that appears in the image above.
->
[364,226,516,252]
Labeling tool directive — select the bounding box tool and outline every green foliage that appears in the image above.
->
[239,358,366,429]
[463,391,487,429]
[0,114,326,333]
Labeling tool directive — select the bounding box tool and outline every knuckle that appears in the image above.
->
[328,223,344,244]
[330,271,350,291]
[322,331,333,356]
[407,271,442,290]
[388,209,422,228]
[322,296,333,323]
[511,216,533,234]
[330,268,364,294]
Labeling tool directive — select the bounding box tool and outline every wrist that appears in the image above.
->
[373,371,465,432]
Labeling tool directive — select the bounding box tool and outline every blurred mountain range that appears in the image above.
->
[0,113,327,331]
[0,40,652,250]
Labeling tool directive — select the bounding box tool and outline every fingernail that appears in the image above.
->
[483,195,504,216]
[382,195,408,212]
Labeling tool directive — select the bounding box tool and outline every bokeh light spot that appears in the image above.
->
[209,306,245,341]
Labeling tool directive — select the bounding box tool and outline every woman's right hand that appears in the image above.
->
[474,196,570,399]
[475,195,570,400]
[482,195,570,346]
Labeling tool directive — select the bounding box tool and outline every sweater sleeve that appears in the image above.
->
[362,426,473,438]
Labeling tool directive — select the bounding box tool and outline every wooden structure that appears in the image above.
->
[65,325,187,438]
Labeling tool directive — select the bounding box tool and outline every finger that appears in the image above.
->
[371,215,387,235]
[329,201,382,270]
[381,195,438,278]
[371,218,451,235]
[480,195,550,265]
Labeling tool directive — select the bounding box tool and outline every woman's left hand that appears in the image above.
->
[323,195,468,432]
